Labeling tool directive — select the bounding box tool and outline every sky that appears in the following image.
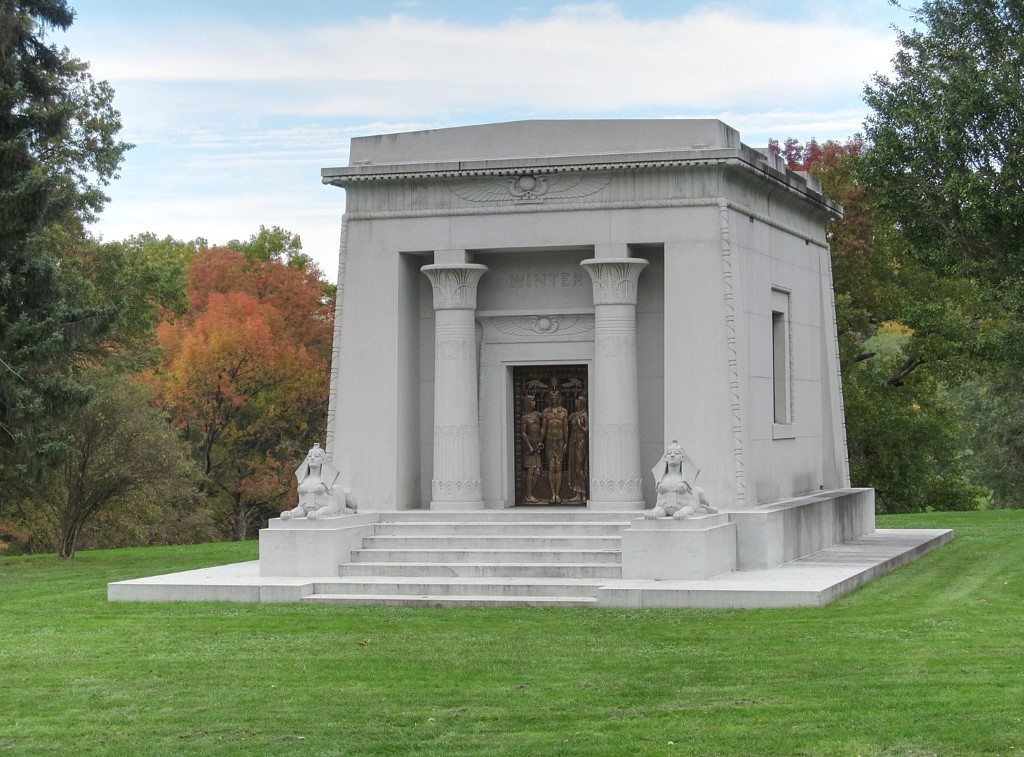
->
[59,0,916,283]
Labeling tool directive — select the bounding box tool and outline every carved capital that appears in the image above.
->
[580,258,648,306]
[421,264,488,310]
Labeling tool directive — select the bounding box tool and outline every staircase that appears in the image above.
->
[301,509,633,607]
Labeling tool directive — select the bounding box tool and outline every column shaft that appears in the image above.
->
[421,264,487,509]
[582,258,648,510]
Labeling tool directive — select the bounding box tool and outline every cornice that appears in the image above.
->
[323,150,841,218]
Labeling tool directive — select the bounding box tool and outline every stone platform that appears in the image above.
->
[108,507,952,609]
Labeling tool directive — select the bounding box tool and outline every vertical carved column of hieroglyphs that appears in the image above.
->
[580,257,649,509]
[325,217,348,458]
[420,263,488,509]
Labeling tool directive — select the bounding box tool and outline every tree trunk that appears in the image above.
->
[58,524,79,559]
[233,496,248,541]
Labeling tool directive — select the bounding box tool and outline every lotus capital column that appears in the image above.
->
[581,257,649,510]
[421,263,488,509]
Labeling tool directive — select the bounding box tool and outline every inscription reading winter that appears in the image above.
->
[509,272,585,288]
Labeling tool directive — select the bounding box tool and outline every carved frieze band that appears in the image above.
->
[432,478,482,500]
[580,258,649,306]
[590,478,644,499]
[421,264,488,310]
[344,196,829,249]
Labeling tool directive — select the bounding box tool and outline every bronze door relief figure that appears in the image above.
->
[567,395,589,503]
[542,389,569,503]
[513,366,588,505]
[520,394,544,503]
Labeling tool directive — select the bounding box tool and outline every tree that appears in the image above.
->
[861,0,1024,507]
[151,246,334,539]
[862,0,1024,286]
[771,136,988,512]
[0,1,130,476]
[228,224,302,264]
[10,370,198,558]
[58,233,206,369]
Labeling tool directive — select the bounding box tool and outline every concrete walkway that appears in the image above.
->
[108,526,952,609]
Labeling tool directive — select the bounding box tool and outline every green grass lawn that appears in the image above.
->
[1,511,1021,756]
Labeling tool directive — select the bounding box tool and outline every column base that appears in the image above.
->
[587,499,646,511]
[430,500,485,511]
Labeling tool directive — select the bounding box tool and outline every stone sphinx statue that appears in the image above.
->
[645,440,717,520]
[280,443,358,520]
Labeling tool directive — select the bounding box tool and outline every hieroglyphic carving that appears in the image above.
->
[719,199,746,505]
[597,333,636,357]
[452,173,610,205]
[421,264,487,310]
[437,338,474,361]
[325,217,349,456]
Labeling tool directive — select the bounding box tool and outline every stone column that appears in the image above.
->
[421,263,488,509]
[581,257,649,510]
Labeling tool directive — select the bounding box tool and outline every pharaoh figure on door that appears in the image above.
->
[513,366,588,505]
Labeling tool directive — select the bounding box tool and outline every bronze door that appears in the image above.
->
[513,365,589,506]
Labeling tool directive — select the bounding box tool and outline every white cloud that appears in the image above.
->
[76,2,903,285]
[79,4,895,118]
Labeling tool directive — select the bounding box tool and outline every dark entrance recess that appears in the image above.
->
[512,365,589,506]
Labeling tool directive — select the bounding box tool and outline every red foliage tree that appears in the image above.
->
[151,248,333,539]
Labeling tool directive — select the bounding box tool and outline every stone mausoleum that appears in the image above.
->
[109,120,951,608]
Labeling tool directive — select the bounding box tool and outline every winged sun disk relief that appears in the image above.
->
[452,174,610,204]
[492,315,594,337]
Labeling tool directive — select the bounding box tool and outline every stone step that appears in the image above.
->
[309,578,601,598]
[381,509,638,523]
[350,548,621,564]
[338,561,623,579]
[373,521,629,536]
[301,593,598,608]
[362,535,621,550]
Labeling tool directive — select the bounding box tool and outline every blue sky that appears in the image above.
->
[61,1,915,282]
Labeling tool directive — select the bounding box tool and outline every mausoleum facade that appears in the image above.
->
[321,119,849,512]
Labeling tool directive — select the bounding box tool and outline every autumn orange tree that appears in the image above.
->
[152,246,334,539]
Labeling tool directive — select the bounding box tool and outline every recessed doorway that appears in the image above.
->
[512,365,589,506]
